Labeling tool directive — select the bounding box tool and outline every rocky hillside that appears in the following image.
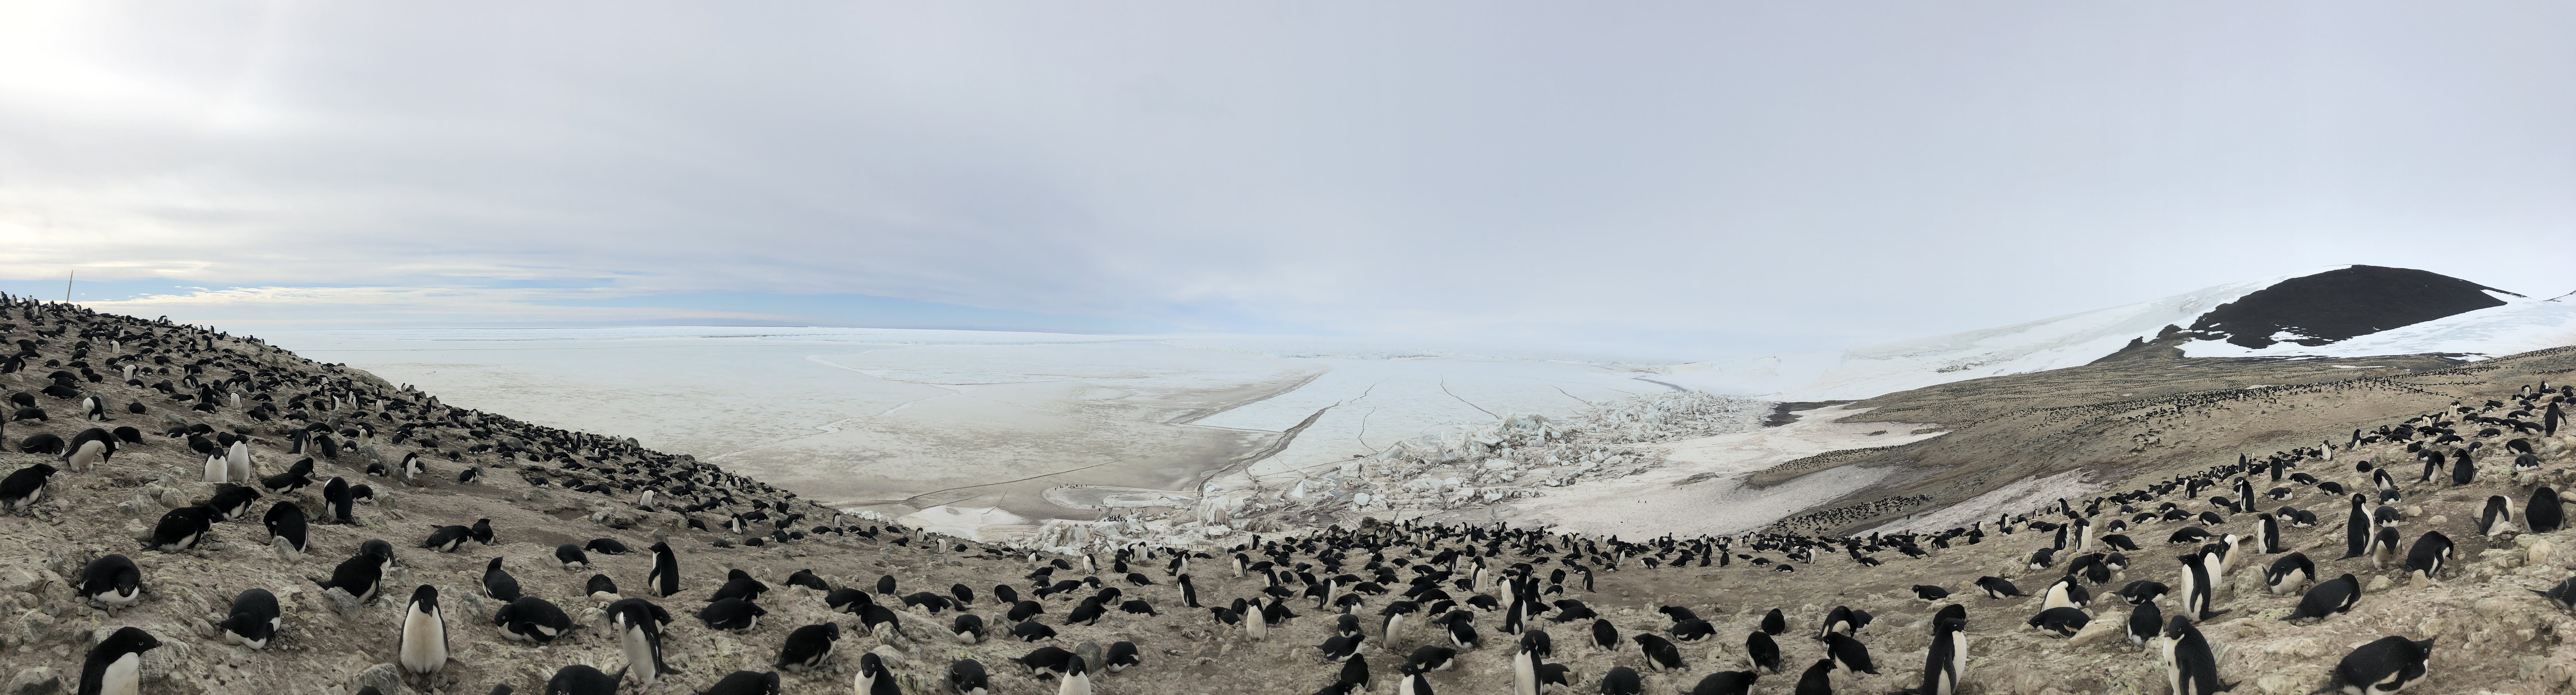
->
[2,296,2574,695]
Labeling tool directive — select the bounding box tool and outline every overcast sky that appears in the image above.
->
[3,2,2571,358]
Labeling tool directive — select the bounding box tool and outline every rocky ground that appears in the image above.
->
[3,302,2574,695]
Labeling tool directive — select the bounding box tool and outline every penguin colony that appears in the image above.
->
[0,295,2573,695]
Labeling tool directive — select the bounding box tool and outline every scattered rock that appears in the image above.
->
[4,667,61,695]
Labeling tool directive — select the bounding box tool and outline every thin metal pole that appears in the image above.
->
[63,270,73,302]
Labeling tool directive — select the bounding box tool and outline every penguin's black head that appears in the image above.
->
[409,584,440,611]
[2161,615,2192,639]
[98,626,161,655]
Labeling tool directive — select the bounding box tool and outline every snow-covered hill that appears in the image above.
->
[1667,266,2573,401]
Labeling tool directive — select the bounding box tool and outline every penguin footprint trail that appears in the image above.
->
[2,295,2575,695]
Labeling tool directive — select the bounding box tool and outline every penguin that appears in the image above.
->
[1972,576,2022,599]
[1408,645,1458,672]
[697,671,779,695]
[322,477,355,524]
[698,597,767,632]
[2256,513,2283,554]
[1587,617,1617,653]
[1511,641,1540,695]
[226,439,253,482]
[1177,574,1200,608]
[145,506,214,552]
[65,437,111,473]
[2263,553,2314,595]
[1697,670,1761,695]
[1396,663,1434,695]
[555,543,590,571]
[1745,631,1781,673]
[1057,657,1092,695]
[1759,607,1787,634]
[481,557,520,601]
[202,454,229,483]
[2282,574,2360,623]
[0,463,56,514]
[2402,531,2453,586]
[2160,616,2236,695]
[1819,605,1871,637]
[315,549,389,603]
[1911,585,1949,602]
[608,598,675,691]
[2367,527,2401,569]
[2532,575,2576,611]
[775,622,840,672]
[951,614,986,644]
[2530,487,2565,533]
[2178,552,2224,622]
[2125,600,2163,649]
[75,554,143,608]
[585,537,629,556]
[2027,607,2087,637]
[395,585,450,683]
[493,596,575,642]
[1823,632,1876,675]
[947,659,993,695]
[2337,493,2370,560]
[2480,496,2516,537]
[217,588,281,649]
[422,524,472,553]
[1599,666,1643,695]
[646,541,680,597]
[76,626,160,695]
[2317,636,2435,695]
[2039,577,2087,611]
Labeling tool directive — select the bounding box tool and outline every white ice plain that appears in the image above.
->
[266,327,1696,534]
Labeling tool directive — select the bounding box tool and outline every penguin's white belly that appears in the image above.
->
[101,653,144,695]
[399,607,446,673]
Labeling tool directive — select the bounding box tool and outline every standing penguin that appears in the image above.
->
[2255,514,2283,554]
[854,652,902,695]
[2337,494,2369,560]
[608,598,675,691]
[646,541,680,597]
[2160,616,2235,695]
[1916,617,1967,695]
[76,626,161,695]
[226,440,253,483]
[2178,552,2225,622]
[396,585,450,686]
[1057,656,1092,695]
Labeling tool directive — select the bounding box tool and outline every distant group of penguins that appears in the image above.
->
[3,293,2570,695]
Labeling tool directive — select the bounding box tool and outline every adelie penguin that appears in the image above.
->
[76,554,143,609]
[2263,553,2314,595]
[697,671,780,695]
[608,598,675,691]
[1824,631,1877,677]
[1973,576,2022,599]
[217,588,281,649]
[2027,607,2088,637]
[646,541,680,597]
[554,543,590,571]
[2126,600,2164,649]
[948,659,992,695]
[2480,496,2516,537]
[2283,574,2361,624]
[493,596,575,642]
[1,462,56,514]
[396,585,451,686]
[2317,636,2435,695]
[144,506,214,552]
[2160,616,2235,695]
[1744,631,1781,673]
[314,544,391,604]
[481,557,520,601]
[2528,487,2564,533]
[699,597,767,632]
[77,626,161,695]
[775,622,840,672]
[2402,531,2453,587]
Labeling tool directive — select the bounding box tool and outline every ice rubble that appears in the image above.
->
[1014,391,1766,554]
